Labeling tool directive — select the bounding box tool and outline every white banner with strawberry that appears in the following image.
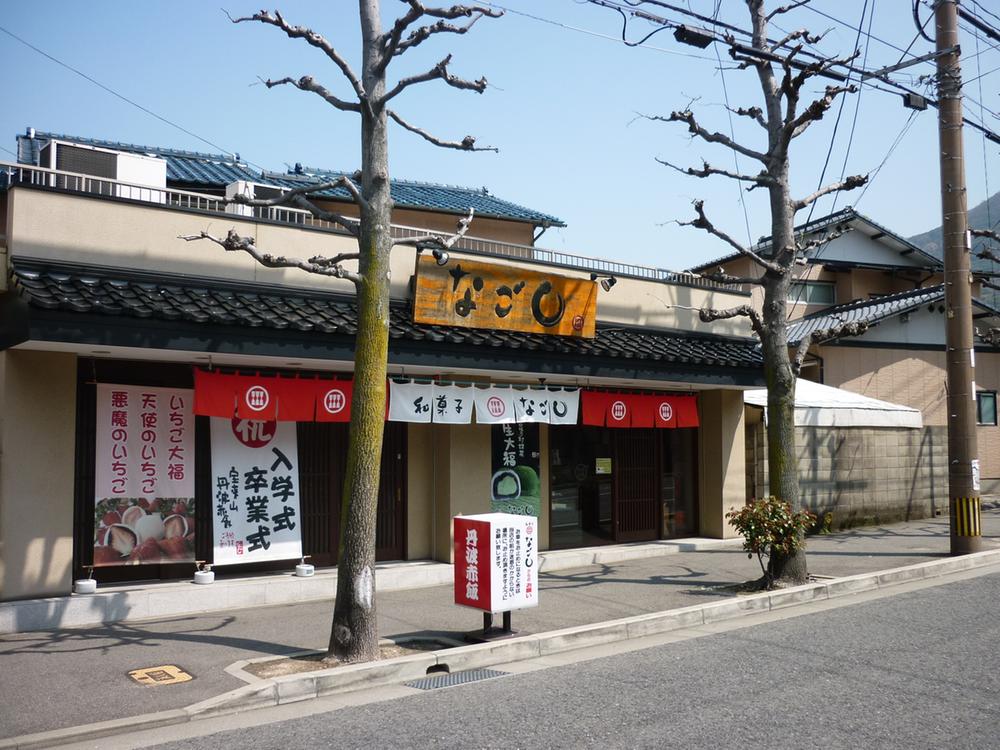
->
[93,384,195,566]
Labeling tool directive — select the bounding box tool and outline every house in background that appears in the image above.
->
[690,207,1000,525]
[1,129,762,602]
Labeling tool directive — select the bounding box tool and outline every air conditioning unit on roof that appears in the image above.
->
[40,139,167,203]
[225,180,288,220]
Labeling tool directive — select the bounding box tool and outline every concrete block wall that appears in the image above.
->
[747,423,948,528]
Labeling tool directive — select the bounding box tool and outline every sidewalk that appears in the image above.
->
[2,510,999,743]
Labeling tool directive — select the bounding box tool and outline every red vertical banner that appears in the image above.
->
[93,385,195,567]
[453,517,493,611]
[650,395,678,428]
[581,390,699,429]
[233,377,279,421]
[194,370,238,418]
[675,395,699,427]
[605,394,632,428]
[581,390,609,426]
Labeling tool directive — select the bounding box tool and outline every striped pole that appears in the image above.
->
[951,497,982,538]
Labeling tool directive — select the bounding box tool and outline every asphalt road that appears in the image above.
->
[147,569,1000,750]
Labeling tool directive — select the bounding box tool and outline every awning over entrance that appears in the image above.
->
[743,379,923,428]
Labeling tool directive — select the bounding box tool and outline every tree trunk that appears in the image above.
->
[754,36,808,584]
[329,0,392,663]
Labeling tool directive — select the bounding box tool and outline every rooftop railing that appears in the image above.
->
[1,161,735,291]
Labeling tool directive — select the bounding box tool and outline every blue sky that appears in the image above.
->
[2,1,999,270]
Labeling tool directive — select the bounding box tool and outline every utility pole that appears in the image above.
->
[935,0,982,554]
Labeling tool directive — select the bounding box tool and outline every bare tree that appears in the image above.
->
[602,0,870,584]
[181,1,500,662]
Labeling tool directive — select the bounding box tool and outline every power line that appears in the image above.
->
[805,4,920,60]
[0,23,265,170]
[972,2,994,252]
[712,32,753,247]
[831,0,876,216]
[484,3,716,59]
[855,109,921,206]
[970,0,1000,29]
[806,0,871,224]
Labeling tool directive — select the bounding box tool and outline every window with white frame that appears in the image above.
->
[789,281,835,305]
[977,391,997,426]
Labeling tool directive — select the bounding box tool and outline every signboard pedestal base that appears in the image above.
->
[465,611,517,643]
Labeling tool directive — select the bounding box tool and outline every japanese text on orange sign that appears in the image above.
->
[413,256,598,338]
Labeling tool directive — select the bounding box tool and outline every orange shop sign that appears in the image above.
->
[413,255,598,338]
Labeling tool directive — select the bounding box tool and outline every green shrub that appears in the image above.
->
[726,497,816,584]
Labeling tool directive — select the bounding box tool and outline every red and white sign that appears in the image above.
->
[454,513,538,612]
[211,418,302,565]
[473,387,516,424]
[93,385,195,567]
[581,391,700,428]
[316,380,353,423]
[658,401,673,422]
[195,369,354,422]
[610,399,628,423]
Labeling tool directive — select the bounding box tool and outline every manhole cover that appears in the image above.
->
[405,668,509,691]
[128,665,193,686]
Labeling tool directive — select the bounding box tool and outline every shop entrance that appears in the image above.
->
[298,421,407,565]
[549,426,698,549]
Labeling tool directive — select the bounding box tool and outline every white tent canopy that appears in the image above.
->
[743,379,923,428]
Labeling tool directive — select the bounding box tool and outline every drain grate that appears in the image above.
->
[405,668,509,691]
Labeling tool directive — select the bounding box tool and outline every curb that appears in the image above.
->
[3,548,1000,749]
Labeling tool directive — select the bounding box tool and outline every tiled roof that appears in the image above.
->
[787,285,944,344]
[689,207,940,272]
[14,131,564,226]
[7,262,762,370]
[16,131,258,186]
[260,169,564,226]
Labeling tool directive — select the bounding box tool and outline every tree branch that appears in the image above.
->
[679,200,784,274]
[230,9,365,101]
[978,247,1000,266]
[792,319,869,374]
[694,267,765,287]
[643,110,768,164]
[656,157,777,188]
[228,176,366,234]
[786,84,856,140]
[387,109,498,151]
[378,0,503,64]
[792,174,867,212]
[728,105,768,129]
[972,228,1000,267]
[972,228,1000,242]
[794,225,849,257]
[380,54,487,105]
[699,305,765,339]
[178,230,361,286]
[380,2,502,67]
[392,208,476,250]
[263,76,361,113]
[766,1,812,21]
[770,27,824,51]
